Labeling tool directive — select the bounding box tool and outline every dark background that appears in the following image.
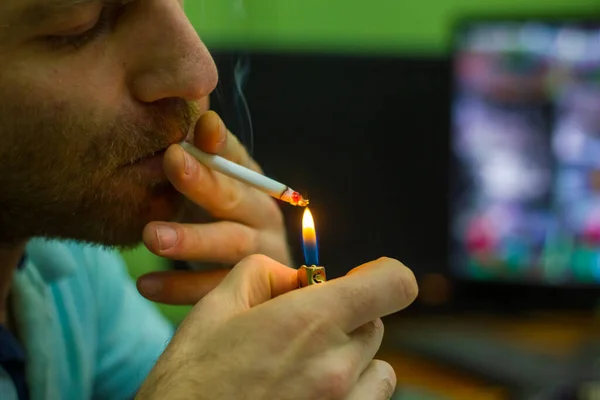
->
[246,53,451,276]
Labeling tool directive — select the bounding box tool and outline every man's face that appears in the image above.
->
[0,0,217,247]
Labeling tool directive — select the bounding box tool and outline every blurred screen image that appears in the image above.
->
[450,21,600,286]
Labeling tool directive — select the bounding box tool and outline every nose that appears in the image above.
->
[125,0,218,103]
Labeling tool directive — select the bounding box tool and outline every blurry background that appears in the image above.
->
[122,1,600,399]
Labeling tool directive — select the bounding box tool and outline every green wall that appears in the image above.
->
[186,0,598,55]
[121,245,192,325]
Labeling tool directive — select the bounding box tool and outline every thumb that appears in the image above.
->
[209,254,299,310]
[136,255,300,308]
[137,269,229,305]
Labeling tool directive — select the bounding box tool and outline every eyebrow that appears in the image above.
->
[16,0,130,26]
[16,0,96,25]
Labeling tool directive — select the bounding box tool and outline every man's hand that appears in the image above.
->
[135,255,418,400]
[142,111,292,267]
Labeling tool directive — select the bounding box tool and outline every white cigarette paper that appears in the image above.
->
[180,142,308,207]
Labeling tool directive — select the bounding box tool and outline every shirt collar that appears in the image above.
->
[23,239,77,282]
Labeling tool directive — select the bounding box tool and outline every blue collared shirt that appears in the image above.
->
[1,238,174,400]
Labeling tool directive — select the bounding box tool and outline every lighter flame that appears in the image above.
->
[302,207,317,244]
[303,207,315,230]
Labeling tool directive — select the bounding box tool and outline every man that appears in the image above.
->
[0,0,419,399]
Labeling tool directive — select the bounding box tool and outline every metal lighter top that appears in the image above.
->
[297,265,326,288]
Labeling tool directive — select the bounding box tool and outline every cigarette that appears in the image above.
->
[297,265,326,287]
[180,142,309,207]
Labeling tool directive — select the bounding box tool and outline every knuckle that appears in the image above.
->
[230,228,259,261]
[362,319,384,341]
[240,253,272,268]
[317,364,353,399]
[378,377,396,399]
[215,183,244,215]
[373,361,396,399]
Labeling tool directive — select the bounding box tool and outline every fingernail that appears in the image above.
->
[156,225,178,250]
[138,277,163,297]
[182,149,196,175]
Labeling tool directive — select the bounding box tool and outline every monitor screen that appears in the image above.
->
[450,20,600,286]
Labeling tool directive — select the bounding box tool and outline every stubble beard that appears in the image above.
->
[0,98,198,249]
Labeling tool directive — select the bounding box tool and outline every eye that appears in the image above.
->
[45,7,116,50]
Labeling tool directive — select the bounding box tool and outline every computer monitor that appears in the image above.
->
[450,19,600,288]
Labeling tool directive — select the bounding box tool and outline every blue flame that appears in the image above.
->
[303,237,319,266]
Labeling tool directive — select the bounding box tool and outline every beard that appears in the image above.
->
[0,97,200,249]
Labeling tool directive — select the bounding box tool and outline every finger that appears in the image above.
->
[193,111,262,173]
[208,254,299,311]
[282,257,418,333]
[317,319,385,395]
[346,360,396,400]
[137,269,229,305]
[163,144,280,227]
[143,220,267,265]
[345,319,385,379]
[144,220,290,266]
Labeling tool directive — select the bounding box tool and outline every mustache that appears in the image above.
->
[90,98,200,170]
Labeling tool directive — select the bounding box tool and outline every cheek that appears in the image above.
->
[6,47,126,120]
[0,50,134,191]
[1,71,95,121]
[0,58,128,155]
[0,74,98,172]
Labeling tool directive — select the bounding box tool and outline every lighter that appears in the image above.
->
[297,265,326,287]
[299,208,326,287]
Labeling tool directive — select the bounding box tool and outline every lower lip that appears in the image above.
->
[128,149,167,177]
